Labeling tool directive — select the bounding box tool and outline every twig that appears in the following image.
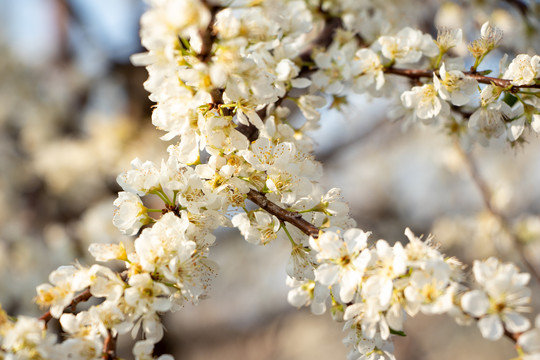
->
[455,142,540,283]
[246,189,319,238]
[198,1,222,62]
[299,16,343,63]
[385,67,540,89]
[102,329,118,360]
[38,287,93,325]
[505,0,530,18]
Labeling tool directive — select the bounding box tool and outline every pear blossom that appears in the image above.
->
[88,242,127,262]
[362,240,407,309]
[351,48,385,91]
[133,212,194,273]
[310,229,372,303]
[403,262,456,316]
[1,316,57,359]
[523,96,540,134]
[287,243,315,280]
[343,327,396,360]
[35,266,89,319]
[87,265,126,303]
[133,339,174,360]
[480,22,504,50]
[124,273,172,315]
[507,116,526,142]
[469,101,512,143]
[436,27,462,53]
[297,94,326,124]
[88,300,132,337]
[311,38,357,94]
[504,54,540,86]
[232,211,281,245]
[116,158,160,196]
[377,27,438,64]
[434,63,478,106]
[113,191,150,236]
[461,258,531,341]
[286,277,329,315]
[468,22,503,59]
[239,136,297,174]
[480,84,503,106]
[519,315,540,358]
[401,83,450,121]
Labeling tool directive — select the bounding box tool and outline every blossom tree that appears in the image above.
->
[1,0,540,359]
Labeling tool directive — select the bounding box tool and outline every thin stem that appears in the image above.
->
[433,50,444,69]
[280,221,298,246]
[455,142,540,283]
[151,190,172,206]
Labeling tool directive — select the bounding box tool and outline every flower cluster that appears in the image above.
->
[287,229,535,359]
[2,0,540,359]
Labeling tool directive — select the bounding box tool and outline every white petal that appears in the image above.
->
[153,297,172,312]
[291,78,311,88]
[507,118,525,141]
[287,287,310,308]
[344,303,363,321]
[504,312,531,333]
[531,114,540,133]
[461,290,489,317]
[314,264,339,285]
[311,300,327,315]
[519,329,540,353]
[478,315,504,341]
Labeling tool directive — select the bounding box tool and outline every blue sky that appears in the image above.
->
[0,0,145,71]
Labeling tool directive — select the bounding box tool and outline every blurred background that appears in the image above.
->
[0,0,539,359]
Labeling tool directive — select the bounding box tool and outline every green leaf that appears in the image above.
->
[502,93,518,107]
[389,328,407,337]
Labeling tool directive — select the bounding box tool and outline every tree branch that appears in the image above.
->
[102,329,118,360]
[198,1,222,62]
[246,189,319,238]
[455,142,540,283]
[38,287,93,325]
[385,67,540,89]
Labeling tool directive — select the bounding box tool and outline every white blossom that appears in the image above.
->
[469,101,512,143]
[310,229,371,303]
[401,83,450,121]
[461,258,531,341]
[504,54,540,86]
[377,27,438,64]
[113,192,150,236]
[434,63,478,106]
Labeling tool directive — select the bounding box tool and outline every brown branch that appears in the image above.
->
[198,2,222,62]
[455,143,540,283]
[385,67,540,89]
[299,16,343,63]
[505,0,529,19]
[102,329,118,360]
[246,189,319,238]
[38,287,93,325]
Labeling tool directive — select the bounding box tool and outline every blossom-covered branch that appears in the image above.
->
[38,287,93,325]
[246,189,319,238]
[386,67,540,90]
[2,1,540,359]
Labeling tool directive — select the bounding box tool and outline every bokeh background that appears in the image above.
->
[1,1,540,359]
